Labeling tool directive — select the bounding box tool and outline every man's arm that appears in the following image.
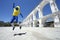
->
[13,3,15,8]
[20,13,23,18]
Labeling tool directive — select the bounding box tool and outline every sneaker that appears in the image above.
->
[11,23,15,30]
[13,27,15,30]
[20,26,22,29]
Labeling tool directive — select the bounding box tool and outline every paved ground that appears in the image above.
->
[0,27,60,40]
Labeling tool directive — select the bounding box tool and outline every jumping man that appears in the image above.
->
[10,3,23,30]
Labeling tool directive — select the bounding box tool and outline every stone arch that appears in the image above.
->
[43,3,52,16]
[21,0,60,27]
[44,17,54,27]
[37,0,59,27]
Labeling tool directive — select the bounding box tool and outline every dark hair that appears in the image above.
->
[15,7,19,10]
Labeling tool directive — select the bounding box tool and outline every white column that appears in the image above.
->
[28,18,30,27]
[38,7,44,27]
[33,13,37,27]
[27,19,30,27]
[23,21,26,27]
[25,19,29,27]
[29,16,33,27]
[49,0,60,27]
[25,21,28,27]
[28,17,31,27]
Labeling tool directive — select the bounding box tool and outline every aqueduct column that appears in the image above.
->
[38,7,44,27]
[33,13,37,27]
[27,18,30,27]
[33,9,37,27]
[29,16,33,27]
[49,0,60,27]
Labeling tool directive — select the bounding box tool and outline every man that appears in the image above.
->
[10,3,23,30]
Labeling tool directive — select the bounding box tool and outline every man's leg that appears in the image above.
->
[12,16,18,30]
[10,16,15,30]
[16,16,18,23]
[10,16,15,23]
[15,16,22,29]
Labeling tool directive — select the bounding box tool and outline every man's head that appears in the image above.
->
[15,6,20,11]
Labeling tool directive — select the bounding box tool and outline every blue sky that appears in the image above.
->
[0,0,60,22]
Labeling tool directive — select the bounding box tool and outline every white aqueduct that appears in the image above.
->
[20,0,60,27]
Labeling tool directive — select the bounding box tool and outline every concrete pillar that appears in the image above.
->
[25,21,28,27]
[49,0,60,27]
[49,0,59,12]
[38,7,44,27]
[33,13,37,27]
[29,16,33,27]
[23,21,25,27]
[28,18,31,27]
[25,19,28,27]
[27,19,30,27]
